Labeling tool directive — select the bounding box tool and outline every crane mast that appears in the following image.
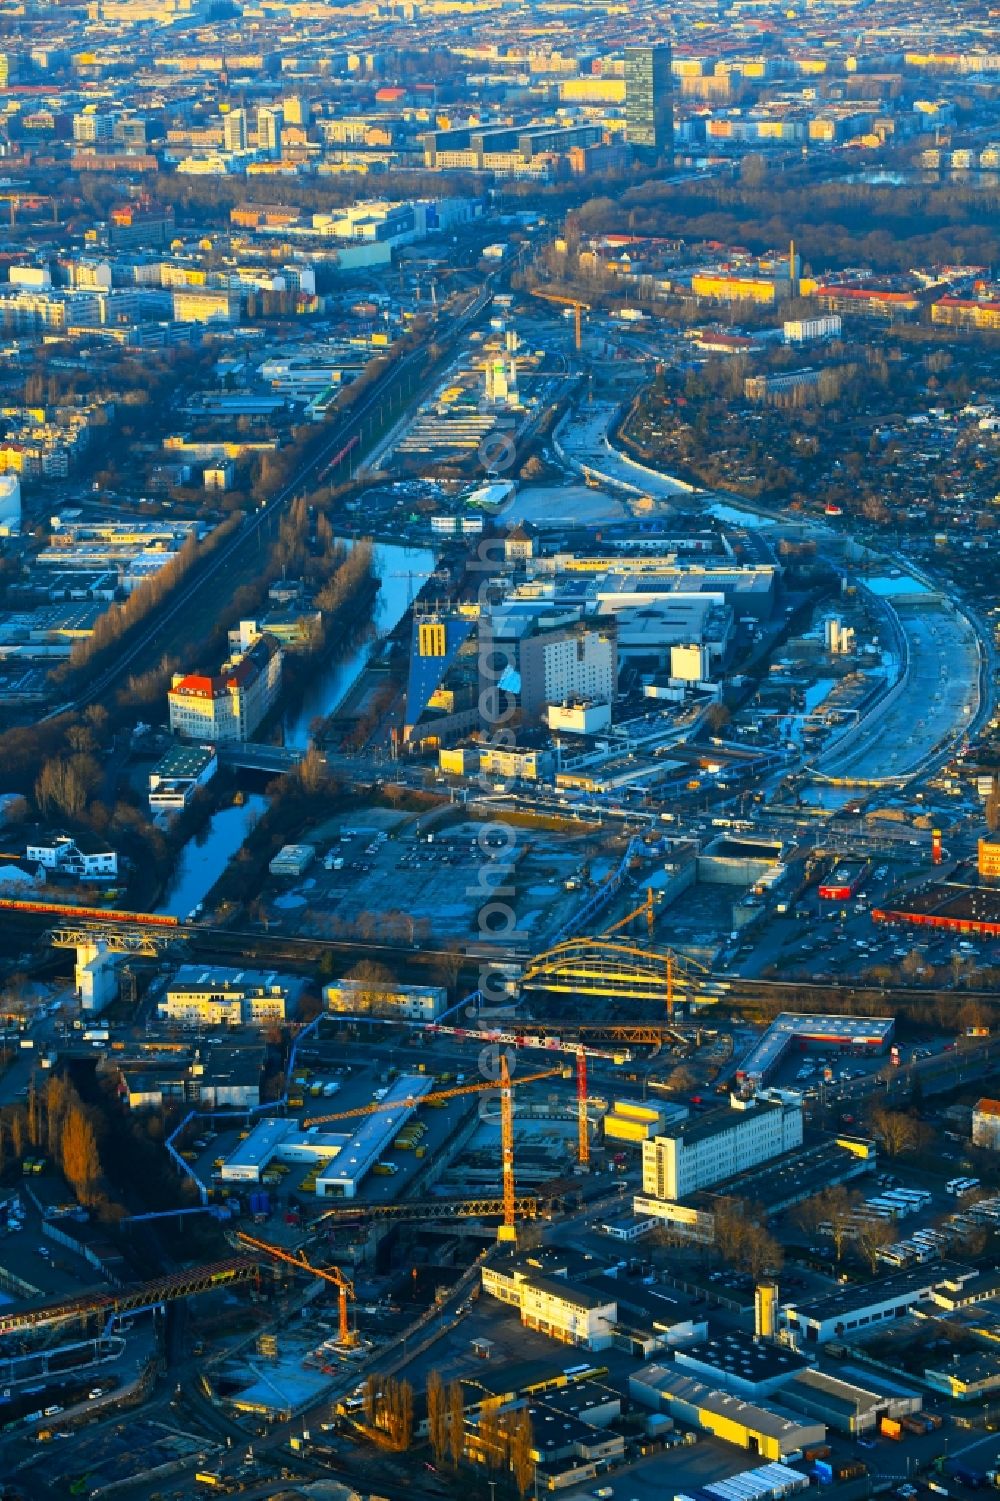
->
[497,1053,517,1244]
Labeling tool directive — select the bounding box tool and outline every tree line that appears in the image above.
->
[52,516,241,687]
[426,1371,534,1495]
[351,1369,535,1493]
[1,1072,102,1205]
[570,176,1000,274]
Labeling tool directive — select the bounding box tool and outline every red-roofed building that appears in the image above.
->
[168,633,282,741]
[812,285,921,320]
[931,296,1000,332]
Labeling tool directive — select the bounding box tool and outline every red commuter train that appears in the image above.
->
[0,897,180,928]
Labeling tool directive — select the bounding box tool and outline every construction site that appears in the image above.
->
[0,877,715,1415]
[252,813,624,948]
[1,833,997,1501]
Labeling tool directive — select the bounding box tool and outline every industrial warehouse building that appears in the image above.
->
[872,850,1000,939]
[925,1352,1000,1402]
[641,1093,803,1201]
[218,1074,432,1197]
[317,1073,433,1197]
[736,1013,894,1088]
[782,1366,922,1434]
[780,1262,979,1344]
[628,1364,825,1460]
[673,1331,810,1400]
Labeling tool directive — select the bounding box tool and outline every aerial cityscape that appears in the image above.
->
[1,1,1000,1499]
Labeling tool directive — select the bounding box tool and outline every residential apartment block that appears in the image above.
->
[972,1098,1000,1150]
[168,633,282,742]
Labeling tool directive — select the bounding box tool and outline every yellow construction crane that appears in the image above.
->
[0,193,56,226]
[236,1231,356,1345]
[302,1067,563,1130]
[528,288,590,351]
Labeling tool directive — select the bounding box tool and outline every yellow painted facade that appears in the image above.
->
[418,621,447,657]
[979,838,1000,880]
[691,274,779,306]
[438,747,469,775]
[604,1115,654,1143]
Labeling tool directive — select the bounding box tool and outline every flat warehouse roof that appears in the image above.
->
[786,1260,974,1323]
[738,1011,894,1081]
[318,1074,432,1190]
[223,1117,291,1170]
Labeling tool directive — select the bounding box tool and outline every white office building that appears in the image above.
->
[783,314,842,345]
[257,106,283,156]
[0,474,20,534]
[519,621,617,723]
[642,1094,803,1202]
[482,1252,619,1351]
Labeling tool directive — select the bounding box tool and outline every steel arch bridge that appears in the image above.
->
[520,937,715,1010]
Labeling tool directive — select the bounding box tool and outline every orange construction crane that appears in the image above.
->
[302,1067,563,1130]
[236,1231,356,1346]
[498,1052,517,1244]
[528,288,590,352]
[576,1049,589,1170]
[603,887,657,942]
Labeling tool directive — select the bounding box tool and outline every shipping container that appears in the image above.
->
[881,1416,903,1440]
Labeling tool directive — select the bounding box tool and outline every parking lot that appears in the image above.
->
[259,813,606,946]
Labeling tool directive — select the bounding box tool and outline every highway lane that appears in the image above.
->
[588,389,994,785]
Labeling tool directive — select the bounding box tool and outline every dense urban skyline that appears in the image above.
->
[0,2,999,1498]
